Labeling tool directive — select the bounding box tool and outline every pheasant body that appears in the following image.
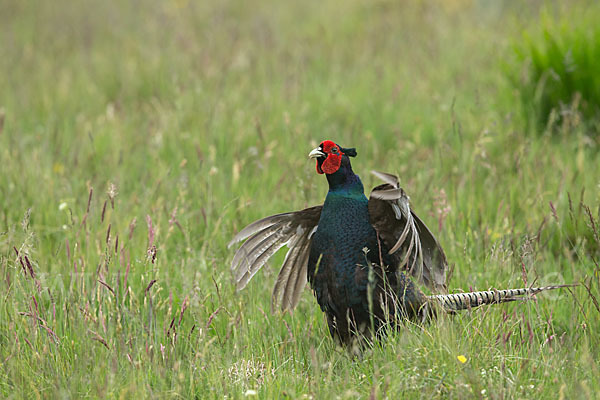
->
[308,188,376,313]
[306,160,427,342]
[229,140,573,346]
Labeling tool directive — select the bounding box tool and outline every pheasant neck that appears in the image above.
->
[325,164,364,196]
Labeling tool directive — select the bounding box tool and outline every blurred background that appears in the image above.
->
[1,0,599,397]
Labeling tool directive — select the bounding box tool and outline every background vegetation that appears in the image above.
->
[513,2,600,134]
[1,0,599,398]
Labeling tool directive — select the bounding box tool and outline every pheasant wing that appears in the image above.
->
[228,205,322,311]
[368,171,448,292]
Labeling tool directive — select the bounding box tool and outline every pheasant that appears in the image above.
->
[229,140,573,345]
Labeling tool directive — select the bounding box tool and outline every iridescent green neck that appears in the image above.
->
[325,164,365,196]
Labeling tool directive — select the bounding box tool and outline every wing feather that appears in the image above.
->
[271,235,305,310]
[371,170,400,186]
[232,225,284,281]
[282,239,311,310]
[236,239,289,289]
[369,171,448,292]
[228,213,293,247]
[230,205,322,310]
[412,211,447,290]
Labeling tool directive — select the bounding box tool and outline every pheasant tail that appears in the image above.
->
[428,284,576,312]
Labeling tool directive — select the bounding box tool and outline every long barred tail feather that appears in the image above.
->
[428,284,577,312]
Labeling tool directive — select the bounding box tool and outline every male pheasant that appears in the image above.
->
[229,140,572,345]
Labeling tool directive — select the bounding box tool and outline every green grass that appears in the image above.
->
[1,0,599,398]
[512,1,600,135]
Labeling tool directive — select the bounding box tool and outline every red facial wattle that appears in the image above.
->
[320,153,342,174]
[316,140,344,175]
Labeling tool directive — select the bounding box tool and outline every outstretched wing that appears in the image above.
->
[368,171,448,293]
[228,205,322,311]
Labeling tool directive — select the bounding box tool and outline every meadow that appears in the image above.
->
[1,0,599,398]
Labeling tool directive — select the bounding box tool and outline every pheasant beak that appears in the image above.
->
[308,147,325,159]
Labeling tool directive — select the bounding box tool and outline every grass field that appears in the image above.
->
[1,0,599,398]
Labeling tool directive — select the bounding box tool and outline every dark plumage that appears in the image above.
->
[229,140,573,345]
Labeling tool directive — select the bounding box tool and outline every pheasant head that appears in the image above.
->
[308,140,357,175]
